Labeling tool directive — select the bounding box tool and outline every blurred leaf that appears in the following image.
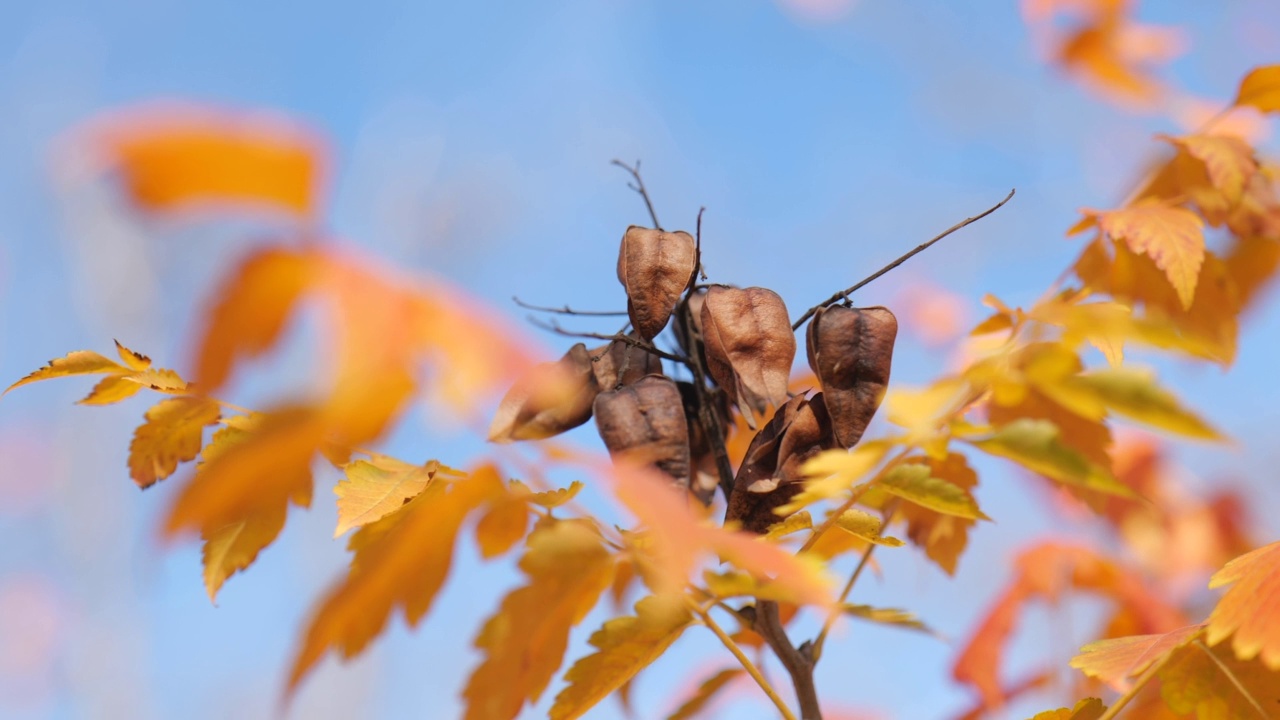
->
[1207,541,1280,670]
[1234,65,1280,113]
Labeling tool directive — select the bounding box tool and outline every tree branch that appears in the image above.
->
[756,600,822,720]
[525,316,690,365]
[792,189,1016,330]
[511,296,628,316]
[612,159,662,229]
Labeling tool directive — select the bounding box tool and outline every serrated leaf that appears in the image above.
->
[463,520,615,720]
[969,419,1132,497]
[666,667,743,720]
[549,595,692,720]
[832,508,904,546]
[114,340,152,371]
[529,480,583,508]
[899,453,980,575]
[5,350,126,395]
[128,397,220,488]
[334,457,449,537]
[878,464,989,520]
[1072,368,1222,440]
[1089,203,1206,309]
[123,367,190,393]
[288,467,504,693]
[1161,134,1257,204]
[1206,541,1280,670]
[763,510,813,541]
[202,503,287,603]
[1234,64,1280,113]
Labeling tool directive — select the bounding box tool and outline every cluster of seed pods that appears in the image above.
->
[489,224,899,533]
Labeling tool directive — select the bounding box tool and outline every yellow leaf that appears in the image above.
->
[969,419,1132,497]
[122,367,190,393]
[843,604,935,636]
[1089,203,1206,309]
[666,667,743,720]
[333,457,448,537]
[1234,64,1280,113]
[526,480,584,508]
[78,375,145,406]
[1027,697,1106,720]
[1206,541,1280,670]
[780,441,891,515]
[549,595,692,720]
[878,463,990,520]
[900,452,980,575]
[288,467,504,693]
[474,494,530,559]
[763,510,813,541]
[114,340,152,371]
[1158,639,1280,720]
[833,508,905,546]
[1072,368,1222,440]
[1162,134,1257,204]
[463,520,615,720]
[202,503,286,604]
[5,350,126,395]
[127,397,220,488]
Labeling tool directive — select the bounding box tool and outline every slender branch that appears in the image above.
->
[525,316,690,364]
[792,189,1016,330]
[695,206,708,281]
[612,159,662,229]
[511,296,627,317]
[690,600,798,720]
[810,527,883,661]
[756,601,822,720]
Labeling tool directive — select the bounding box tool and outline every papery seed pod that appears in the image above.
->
[617,226,697,341]
[700,285,796,422]
[594,374,690,486]
[806,305,898,448]
[677,380,731,505]
[673,287,708,359]
[488,343,600,442]
[590,337,661,390]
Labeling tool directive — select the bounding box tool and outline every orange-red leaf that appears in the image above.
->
[288,467,504,692]
[1088,203,1206,309]
[1206,541,1280,670]
[463,519,615,720]
[79,103,326,216]
[128,397,220,488]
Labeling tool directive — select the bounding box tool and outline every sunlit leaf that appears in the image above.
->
[334,457,452,537]
[1071,368,1222,440]
[128,397,220,488]
[1206,541,1280,670]
[878,463,989,520]
[549,595,692,720]
[463,519,616,720]
[1087,203,1206,309]
[780,440,891,515]
[1161,134,1257,204]
[1026,697,1106,720]
[1234,64,1280,113]
[899,452,981,575]
[4,350,126,396]
[832,508,904,547]
[969,419,1130,497]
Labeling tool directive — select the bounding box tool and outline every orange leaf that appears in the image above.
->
[899,452,981,575]
[78,103,326,217]
[333,456,452,537]
[1071,624,1204,686]
[1088,203,1206,309]
[128,396,220,488]
[1206,541,1280,670]
[288,467,503,692]
[474,493,531,559]
[1161,134,1258,205]
[666,667,745,720]
[463,519,616,720]
[4,350,127,396]
[1234,65,1280,113]
[78,375,145,406]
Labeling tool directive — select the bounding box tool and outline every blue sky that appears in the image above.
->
[1,1,1278,718]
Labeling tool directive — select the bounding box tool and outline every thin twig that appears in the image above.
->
[792,189,1016,330]
[810,515,887,662]
[695,206,708,281]
[690,600,798,720]
[512,296,628,317]
[756,601,823,720]
[612,159,662,229]
[525,316,691,364]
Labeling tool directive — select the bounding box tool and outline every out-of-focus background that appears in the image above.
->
[1,1,1278,718]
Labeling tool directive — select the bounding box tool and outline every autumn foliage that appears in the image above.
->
[6,5,1280,718]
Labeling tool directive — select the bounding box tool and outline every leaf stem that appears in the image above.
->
[690,599,798,720]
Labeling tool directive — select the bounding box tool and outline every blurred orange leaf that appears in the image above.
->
[463,519,616,720]
[128,396,220,488]
[1234,65,1280,114]
[79,103,327,217]
[667,667,744,720]
[1160,134,1258,205]
[1086,203,1206,309]
[1206,540,1280,670]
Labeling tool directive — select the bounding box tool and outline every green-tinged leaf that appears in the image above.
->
[843,604,936,636]
[878,464,990,520]
[779,441,890,515]
[549,595,692,720]
[832,508,905,546]
[969,419,1133,498]
[1072,368,1222,440]
[667,668,743,720]
[5,350,126,395]
[764,511,813,541]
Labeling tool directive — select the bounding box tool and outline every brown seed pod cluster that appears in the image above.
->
[490,222,899,534]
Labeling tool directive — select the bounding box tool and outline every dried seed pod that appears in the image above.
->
[589,337,661,390]
[594,375,690,486]
[726,394,825,534]
[673,287,708,359]
[677,380,731,505]
[617,226,697,341]
[700,285,796,421]
[806,305,898,448]
[488,343,600,442]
